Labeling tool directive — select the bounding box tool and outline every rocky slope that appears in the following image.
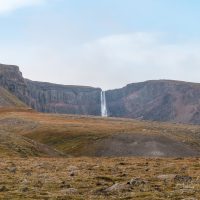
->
[106,80,200,124]
[0,86,27,108]
[0,130,61,157]
[2,63,200,124]
[26,80,101,115]
[2,110,200,157]
[0,64,101,115]
[0,64,30,105]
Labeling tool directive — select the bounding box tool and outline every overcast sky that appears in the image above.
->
[1,0,200,89]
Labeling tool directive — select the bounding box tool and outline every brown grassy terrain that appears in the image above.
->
[0,87,27,108]
[0,157,200,199]
[0,109,200,157]
[0,109,200,199]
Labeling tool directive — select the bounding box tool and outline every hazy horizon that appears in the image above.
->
[1,0,200,90]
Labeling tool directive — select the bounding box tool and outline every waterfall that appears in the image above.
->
[101,91,108,117]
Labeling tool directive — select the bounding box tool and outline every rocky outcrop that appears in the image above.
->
[0,64,30,104]
[26,80,101,115]
[0,64,101,115]
[106,80,200,124]
[0,87,27,108]
[2,63,200,124]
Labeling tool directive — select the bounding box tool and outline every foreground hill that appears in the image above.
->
[0,129,61,157]
[0,109,200,198]
[0,109,200,199]
[1,108,200,157]
[0,104,62,157]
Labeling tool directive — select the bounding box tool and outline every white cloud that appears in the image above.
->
[0,0,44,13]
[1,32,200,90]
[58,32,200,89]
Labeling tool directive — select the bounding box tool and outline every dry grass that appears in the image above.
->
[0,109,200,199]
[0,157,200,199]
[0,87,27,108]
[0,110,200,156]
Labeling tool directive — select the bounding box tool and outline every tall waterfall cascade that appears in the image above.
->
[101,91,108,117]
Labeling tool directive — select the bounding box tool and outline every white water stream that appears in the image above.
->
[101,91,108,117]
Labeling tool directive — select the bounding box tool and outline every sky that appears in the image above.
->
[1,0,200,90]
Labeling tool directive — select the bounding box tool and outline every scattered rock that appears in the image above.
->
[153,184,162,192]
[35,162,49,170]
[68,166,78,171]
[174,157,184,160]
[157,174,176,181]
[0,186,8,192]
[174,175,192,183]
[119,162,126,166]
[96,181,104,186]
[60,181,70,188]
[24,170,32,176]
[120,173,127,177]
[22,178,29,184]
[102,177,148,194]
[34,180,43,188]
[21,187,29,192]
[127,178,147,186]
[68,165,78,177]
[96,176,114,183]
[180,165,188,171]
[61,188,78,194]
[69,171,76,176]
[104,183,129,193]
[40,191,50,196]
[7,166,17,173]
[145,167,150,172]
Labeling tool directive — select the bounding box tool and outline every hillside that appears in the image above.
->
[106,80,200,124]
[2,63,200,124]
[0,63,101,115]
[0,106,200,199]
[1,109,200,157]
[0,64,31,105]
[26,79,101,115]
[0,108,62,157]
[0,87,27,108]
[0,109,200,199]
[0,129,61,157]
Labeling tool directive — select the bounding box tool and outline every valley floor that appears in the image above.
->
[0,157,200,200]
[0,109,200,199]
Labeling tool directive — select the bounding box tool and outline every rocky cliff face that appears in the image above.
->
[2,63,200,124]
[0,64,30,105]
[0,64,101,115]
[106,80,200,124]
[26,80,101,115]
[0,86,27,108]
